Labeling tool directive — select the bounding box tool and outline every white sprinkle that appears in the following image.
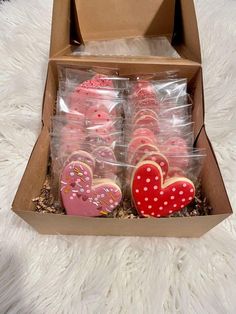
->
[154,185,158,190]
[145,197,149,201]
[86,190,90,193]
[147,167,151,172]
[141,211,144,214]
[137,176,141,180]
[173,204,177,207]
[157,214,161,217]
[181,205,184,208]
[159,206,163,210]
[151,212,154,216]
[160,162,165,167]
[109,200,113,203]
[144,187,148,191]
[73,193,76,197]
[80,188,84,193]
[170,196,175,200]
[169,210,173,214]
[154,198,158,202]
[160,191,164,195]
[70,172,75,176]
[183,183,187,187]
[94,198,98,201]
[115,202,118,206]
[172,188,176,192]
[110,205,114,209]
[137,202,141,205]
[136,189,139,193]
[70,196,73,200]
[182,198,186,202]
[155,176,159,180]
[85,177,90,181]
[189,197,193,201]
[190,188,194,193]
[179,191,184,195]
[148,205,152,209]
[84,171,88,175]
[146,178,151,183]
[101,194,105,198]
[164,201,168,205]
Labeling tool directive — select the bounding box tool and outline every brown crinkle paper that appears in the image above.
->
[33,178,212,218]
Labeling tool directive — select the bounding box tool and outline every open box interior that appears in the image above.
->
[12,60,232,237]
[50,0,201,63]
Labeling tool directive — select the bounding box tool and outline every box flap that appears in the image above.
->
[50,0,71,57]
[173,0,201,62]
[75,0,176,42]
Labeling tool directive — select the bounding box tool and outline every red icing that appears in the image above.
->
[132,161,195,217]
[140,152,169,180]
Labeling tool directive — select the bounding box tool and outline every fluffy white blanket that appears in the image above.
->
[0,0,236,313]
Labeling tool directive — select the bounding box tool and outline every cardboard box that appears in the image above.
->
[12,0,233,237]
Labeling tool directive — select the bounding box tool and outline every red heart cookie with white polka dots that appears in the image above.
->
[131,161,195,218]
[60,161,122,217]
[139,152,169,180]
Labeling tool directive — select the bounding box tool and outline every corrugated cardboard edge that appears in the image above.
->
[12,209,231,238]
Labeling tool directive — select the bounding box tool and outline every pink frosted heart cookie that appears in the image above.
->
[60,161,122,216]
[133,109,158,123]
[129,143,159,164]
[87,111,112,125]
[81,75,114,89]
[127,136,156,160]
[134,98,160,112]
[131,161,195,218]
[167,167,186,178]
[134,115,159,131]
[60,125,86,143]
[86,104,109,120]
[84,134,108,148]
[60,141,81,156]
[66,150,95,171]
[132,82,156,100]
[132,128,156,140]
[162,137,189,169]
[93,146,117,179]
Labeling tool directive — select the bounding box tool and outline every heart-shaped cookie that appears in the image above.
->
[131,161,195,218]
[66,150,95,170]
[139,152,169,180]
[93,146,117,179]
[130,143,159,165]
[60,161,122,217]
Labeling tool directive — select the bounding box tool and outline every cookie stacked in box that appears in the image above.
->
[51,67,127,216]
[50,67,205,218]
[124,78,204,217]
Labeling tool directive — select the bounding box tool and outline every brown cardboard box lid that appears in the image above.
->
[75,0,175,42]
[50,0,201,63]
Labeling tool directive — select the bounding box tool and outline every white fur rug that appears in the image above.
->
[0,0,236,313]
